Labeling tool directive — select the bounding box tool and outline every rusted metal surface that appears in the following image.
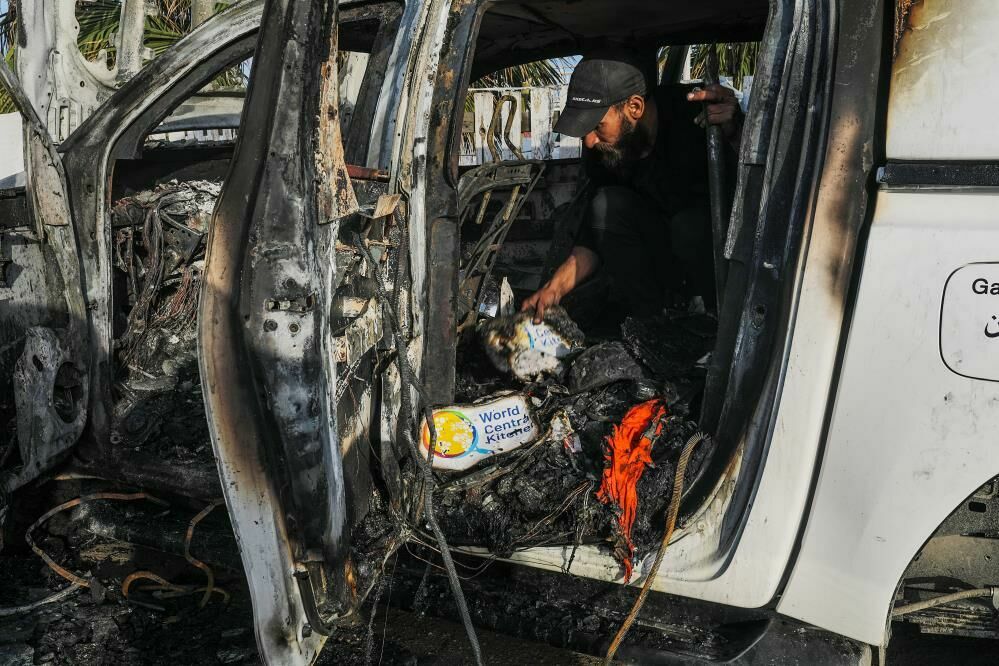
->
[55,2,262,456]
[4,327,87,493]
[0,59,91,490]
[345,164,390,182]
[317,8,360,223]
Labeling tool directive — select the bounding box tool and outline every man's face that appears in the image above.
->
[583,105,630,151]
[583,100,649,175]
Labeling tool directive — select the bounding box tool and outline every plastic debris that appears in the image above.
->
[481,306,585,381]
[441,310,714,572]
[478,276,516,319]
[569,341,645,393]
[596,398,668,582]
[420,393,539,471]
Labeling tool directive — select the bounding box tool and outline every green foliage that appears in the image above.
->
[77,0,122,65]
[0,0,242,116]
[0,2,18,114]
[0,48,16,114]
[464,58,571,114]
[660,43,760,89]
[471,59,569,89]
[690,43,759,88]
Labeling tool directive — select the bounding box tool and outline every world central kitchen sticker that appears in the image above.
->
[941,262,999,381]
[420,394,539,471]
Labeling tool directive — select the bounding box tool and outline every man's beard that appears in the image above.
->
[589,117,650,178]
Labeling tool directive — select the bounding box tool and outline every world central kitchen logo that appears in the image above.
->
[422,404,535,458]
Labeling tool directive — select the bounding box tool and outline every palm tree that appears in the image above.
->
[659,43,760,89]
[0,1,18,113]
[0,0,239,113]
[471,59,569,89]
[690,43,759,89]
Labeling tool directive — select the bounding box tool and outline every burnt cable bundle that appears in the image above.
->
[352,228,484,666]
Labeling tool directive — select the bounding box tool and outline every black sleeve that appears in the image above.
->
[577,151,610,252]
[575,214,597,252]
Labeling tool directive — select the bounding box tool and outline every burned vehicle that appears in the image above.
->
[4,0,999,663]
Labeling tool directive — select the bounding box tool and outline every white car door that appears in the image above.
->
[779,0,999,647]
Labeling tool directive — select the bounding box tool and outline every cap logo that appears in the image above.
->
[571,96,602,103]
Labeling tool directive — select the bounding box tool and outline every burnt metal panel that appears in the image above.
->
[0,58,91,490]
[879,162,999,189]
[694,0,842,546]
[199,0,365,644]
[419,0,480,404]
[56,2,264,455]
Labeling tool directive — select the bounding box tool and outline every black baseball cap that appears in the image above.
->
[553,51,649,138]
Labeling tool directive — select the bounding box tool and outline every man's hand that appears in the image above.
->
[521,283,564,324]
[687,84,740,138]
[521,246,600,324]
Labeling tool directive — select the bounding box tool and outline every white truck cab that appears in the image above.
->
[1,0,996,663]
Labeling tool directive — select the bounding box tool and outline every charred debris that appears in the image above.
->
[432,304,716,579]
[1,175,717,652]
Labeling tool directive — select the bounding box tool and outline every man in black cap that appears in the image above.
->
[522,50,741,323]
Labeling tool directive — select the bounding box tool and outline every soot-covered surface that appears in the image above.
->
[109,180,220,467]
[437,310,717,576]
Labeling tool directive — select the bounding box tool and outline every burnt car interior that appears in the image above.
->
[0,0,837,656]
[85,1,404,499]
[416,0,776,565]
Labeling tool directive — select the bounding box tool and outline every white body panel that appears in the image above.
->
[0,112,24,185]
[887,0,999,161]
[779,0,999,645]
[778,191,999,646]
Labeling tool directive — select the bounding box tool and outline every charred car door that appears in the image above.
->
[200,0,407,662]
[4,0,404,661]
[0,62,89,499]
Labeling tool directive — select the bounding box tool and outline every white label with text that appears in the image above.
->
[941,263,999,381]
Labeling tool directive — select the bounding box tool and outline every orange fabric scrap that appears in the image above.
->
[596,398,668,582]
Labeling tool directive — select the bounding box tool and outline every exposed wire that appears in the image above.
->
[603,431,709,665]
[147,584,230,604]
[403,539,499,582]
[892,588,995,618]
[352,229,484,666]
[25,492,168,588]
[379,553,398,665]
[364,567,387,665]
[184,499,224,608]
[121,570,230,608]
[0,584,83,617]
[122,570,190,599]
